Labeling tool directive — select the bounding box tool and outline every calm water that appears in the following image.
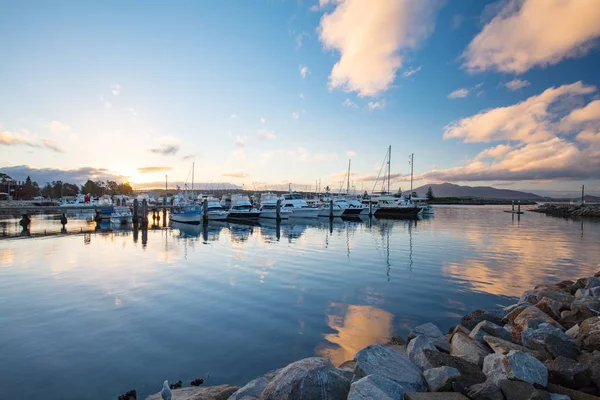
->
[1,206,599,399]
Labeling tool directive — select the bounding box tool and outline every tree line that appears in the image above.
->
[0,173,134,199]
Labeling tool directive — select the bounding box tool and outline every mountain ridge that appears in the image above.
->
[413,182,543,200]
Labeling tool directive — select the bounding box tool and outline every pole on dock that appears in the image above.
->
[133,199,139,224]
[369,199,373,216]
[512,200,515,212]
[141,199,148,226]
[582,185,585,205]
[203,199,208,225]
[518,200,521,214]
[329,199,334,219]
[60,213,67,226]
[276,199,281,222]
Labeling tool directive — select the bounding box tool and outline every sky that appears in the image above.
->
[1,0,600,197]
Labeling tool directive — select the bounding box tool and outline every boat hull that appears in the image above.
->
[341,208,363,216]
[290,208,321,218]
[170,212,202,224]
[110,216,132,225]
[208,211,229,221]
[374,207,422,219]
[318,208,345,217]
[359,207,370,215]
[259,210,292,219]
[227,211,260,220]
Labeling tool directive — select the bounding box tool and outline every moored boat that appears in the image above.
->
[227,194,260,220]
[280,192,321,218]
[170,204,203,224]
[110,206,133,225]
[258,193,292,219]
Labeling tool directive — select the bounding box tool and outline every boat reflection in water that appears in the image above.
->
[170,221,226,242]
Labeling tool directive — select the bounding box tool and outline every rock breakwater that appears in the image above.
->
[533,204,600,218]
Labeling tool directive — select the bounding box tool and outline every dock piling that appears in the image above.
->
[329,199,334,220]
[518,201,521,214]
[276,199,281,222]
[512,200,515,212]
[133,199,139,224]
[203,199,208,225]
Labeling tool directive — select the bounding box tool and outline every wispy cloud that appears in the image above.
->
[299,65,310,79]
[343,98,358,108]
[346,150,357,157]
[403,66,422,77]
[0,130,64,153]
[222,171,249,179]
[451,14,464,29]
[127,108,138,117]
[49,120,71,133]
[149,136,180,155]
[0,165,127,184]
[137,166,173,174]
[231,149,246,159]
[368,101,385,111]
[181,154,196,161]
[230,113,238,119]
[295,31,310,48]
[260,117,266,124]
[504,78,530,91]
[463,0,600,73]
[257,129,276,140]
[99,96,112,109]
[291,112,300,120]
[299,93,305,100]
[111,84,121,96]
[235,136,246,147]
[447,88,469,99]
[318,0,439,96]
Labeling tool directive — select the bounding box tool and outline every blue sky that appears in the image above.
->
[1,0,599,196]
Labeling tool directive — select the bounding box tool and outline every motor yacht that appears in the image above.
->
[280,192,321,218]
[227,194,260,220]
[110,206,133,225]
[258,193,292,219]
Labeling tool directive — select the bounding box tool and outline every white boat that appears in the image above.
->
[280,192,321,218]
[220,194,232,210]
[258,193,292,219]
[170,204,202,224]
[205,197,229,220]
[404,194,434,215]
[110,206,133,225]
[333,197,363,217]
[60,195,95,207]
[227,194,260,220]
[316,198,345,217]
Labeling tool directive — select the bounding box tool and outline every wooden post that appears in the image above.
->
[60,213,67,225]
[369,199,372,216]
[276,199,281,222]
[329,199,334,219]
[512,200,515,212]
[133,199,139,224]
[203,199,208,225]
[518,201,521,214]
[141,199,148,226]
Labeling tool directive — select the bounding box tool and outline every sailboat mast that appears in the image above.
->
[191,161,195,198]
[387,145,391,194]
[346,159,351,195]
[410,153,414,193]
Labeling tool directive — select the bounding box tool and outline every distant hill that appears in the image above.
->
[413,183,543,200]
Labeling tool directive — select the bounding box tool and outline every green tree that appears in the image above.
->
[426,186,435,201]
[21,176,41,199]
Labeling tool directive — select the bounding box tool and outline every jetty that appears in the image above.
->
[533,204,600,218]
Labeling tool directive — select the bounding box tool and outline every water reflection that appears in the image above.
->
[317,303,393,367]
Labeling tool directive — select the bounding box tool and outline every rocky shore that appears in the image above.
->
[144,271,600,400]
[532,204,600,218]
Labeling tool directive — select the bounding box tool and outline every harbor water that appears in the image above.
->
[1,205,599,399]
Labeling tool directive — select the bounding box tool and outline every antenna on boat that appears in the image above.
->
[347,159,351,195]
[387,145,391,194]
[192,161,195,200]
[409,153,414,197]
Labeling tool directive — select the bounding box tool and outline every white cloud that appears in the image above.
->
[0,130,64,152]
[149,136,180,155]
[291,112,300,120]
[463,0,600,73]
[299,65,310,79]
[231,149,246,160]
[447,88,469,99]
[127,108,138,117]
[299,93,305,100]
[111,84,121,96]
[290,146,338,163]
[235,136,246,147]
[342,98,358,108]
[49,120,71,133]
[563,100,600,124]
[368,101,385,111]
[260,117,266,124]
[504,78,530,91]
[230,113,238,119]
[403,66,422,77]
[99,96,112,109]
[576,129,600,144]
[257,129,276,140]
[346,150,356,157]
[444,81,596,143]
[295,32,310,48]
[318,0,438,97]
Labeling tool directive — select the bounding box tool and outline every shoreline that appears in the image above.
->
[136,270,600,400]
[532,204,600,218]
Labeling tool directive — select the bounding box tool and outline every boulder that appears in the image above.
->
[504,302,533,314]
[577,317,600,352]
[566,325,580,339]
[385,344,407,355]
[261,357,350,400]
[547,382,600,400]
[522,291,540,305]
[560,309,596,329]
[571,297,600,314]
[513,307,563,343]
[228,370,280,400]
[337,368,354,382]
[354,344,427,392]
[537,298,563,320]
[146,385,239,400]
[407,335,438,370]
[547,356,590,390]
[421,349,486,388]
[499,380,551,400]
[347,375,406,400]
[576,289,592,298]
[450,324,472,337]
[549,394,571,400]
[461,309,505,331]
[504,305,529,325]
[502,350,548,387]
[338,360,356,370]
[407,323,451,352]
[387,335,405,346]
[451,331,491,367]
[522,323,579,360]
[536,291,575,311]
[574,278,589,290]
[470,320,513,344]
[404,394,470,400]
[482,353,508,385]
[556,280,575,289]
[578,351,600,389]
[423,366,460,392]
[483,335,549,361]
[585,278,600,289]
[467,382,505,400]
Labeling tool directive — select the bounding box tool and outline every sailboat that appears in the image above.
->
[170,162,203,224]
[372,146,423,219]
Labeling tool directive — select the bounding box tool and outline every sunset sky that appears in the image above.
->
[1,0,600,196]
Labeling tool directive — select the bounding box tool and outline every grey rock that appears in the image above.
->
[499,380,551,400]
[577,317,600,352]
[570,296,600,313]
[483,335,549,361]
[461,309,505,331]
[549,394,571,400]
[229,370,280,400]
[522,323,579,360]
[354,343,427,392]
[513,306,563,344]
[261,357,350,400]
[337,368,353,382]
[585,277,600,289]
[347,375,405,400]
[421,349,486,388]
[423,366,460,392]
[467,382,505,400]
[338,360,356,369]
[407,335,438,370]
[560,309,596,329]
[504,302,532,313]
[522,290,540,305]
[483,353,508,385]
[565,325,579,339]
[575,289,591,298]
[537,297,563,320]
[503,350,548,387]
[537,291,575,311]
[147,385,240,400]
[470,320,513,344]
[578,350,600,389]
[387,335,405,346]
[451,331,491,367]
[547,356,590,390]
[404,394,470,400]
[408,322,451,352]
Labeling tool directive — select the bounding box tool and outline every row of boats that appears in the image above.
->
[170,191,433,224]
